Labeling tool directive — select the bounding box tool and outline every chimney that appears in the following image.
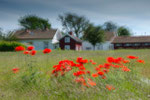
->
[25,29,31,33]
[45,27,49,31]
[69,31,73,35]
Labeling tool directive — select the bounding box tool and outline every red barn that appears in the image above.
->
[59,33,82,50]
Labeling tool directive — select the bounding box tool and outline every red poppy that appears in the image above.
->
[15,46,25,51]
[30,50,36,55]
[87,79,96,86]
[12,68,19,73]
[102,76,106,79]
[103,69,109,73]
[95,67,101,71]
[76,57,88,64]
[122,66,131,72]
[86,71,91,74]
[107,57,114,63]
[123,60,130,63]
[92,73,98,77]
[43,48,52,54]
[27,46,34,51]
[104,63,111,69]
[75,77,85,83]
[23,51,29,55]
[99,65,104,68]
[127,56,138,59]
[106,85,115,91]
[137,60,145,64]
[73,71,85,77]
[98,71,104,76]
[89,59,96,65]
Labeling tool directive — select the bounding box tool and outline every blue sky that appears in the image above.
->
[0,0,150,35]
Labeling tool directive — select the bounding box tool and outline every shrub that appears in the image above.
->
[0,41,26,51]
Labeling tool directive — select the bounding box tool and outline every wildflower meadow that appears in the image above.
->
[0,46,150,100]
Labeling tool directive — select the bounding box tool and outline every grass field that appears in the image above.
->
[0,49,150,100]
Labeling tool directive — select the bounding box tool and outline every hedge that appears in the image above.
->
[0,41,26,51]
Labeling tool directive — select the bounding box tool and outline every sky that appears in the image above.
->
[0,0,150,36]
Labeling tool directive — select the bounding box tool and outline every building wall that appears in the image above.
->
[19,39,54,50]
[82,41,113,50]
[52,29,63,44]
[59,36,82,50]
[113,43,150,49]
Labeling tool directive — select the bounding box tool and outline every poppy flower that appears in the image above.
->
[127,56,138,59]
[73,71,85,77]
[30,50,36,55]
[137,60,145,64]
[89,59,96,65]
[86,71,91,74]
[27,46,34,51]
[15,46,25,51]
[98,71,104,76]
[23,51,29,55]
[102,76,106,79]
[12,68,19,73]
[99,65,104,68]
[87,79,96,86]
[92,73,98,77]
[43,48,51,54]
[75,77,85,83]
[95,67,101,71]
[107,57,114,63]
[103,69,109,73]
[123,60,130,63]
[104,63,111,69]
[122,66,131,72]
[76,57,88,64]
[106,85,115,91]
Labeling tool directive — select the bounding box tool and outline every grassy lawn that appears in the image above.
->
[0,49,150,100]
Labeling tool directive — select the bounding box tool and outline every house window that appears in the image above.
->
[144,43,150,46]
[124,43,132,46]
[65,37,70,43]
[44,41,49,49]
[116,44,122,46]
[65,45,70,50]
[86,47,92,50]
[133,43,140,46]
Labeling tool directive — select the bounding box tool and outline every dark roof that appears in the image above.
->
[14,29,57,40]
[104,32,116,41]
[60,34,82,43]
[112,36,150,43]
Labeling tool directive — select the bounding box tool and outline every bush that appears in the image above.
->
[0,41,26,51]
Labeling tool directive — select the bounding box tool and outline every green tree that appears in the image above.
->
[0,28,3,40]
[83,24,104,50]
[103,21,117,32]
[117,26,131,36]
[19,15,51,30]
[58,13,89,38]
[3,31,18,41]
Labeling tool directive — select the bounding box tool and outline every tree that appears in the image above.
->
[103,21,117,32]
[58,13,89,38]
[117,26,131,36]
[83,24,104,50]
[0,28,3,40]
[19,15,51,30]
[3,31,18,41]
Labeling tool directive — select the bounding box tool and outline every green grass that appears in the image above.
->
[0,49,150,100]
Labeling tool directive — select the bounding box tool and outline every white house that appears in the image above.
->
[82,32,116,50]
[14,29,62,50]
